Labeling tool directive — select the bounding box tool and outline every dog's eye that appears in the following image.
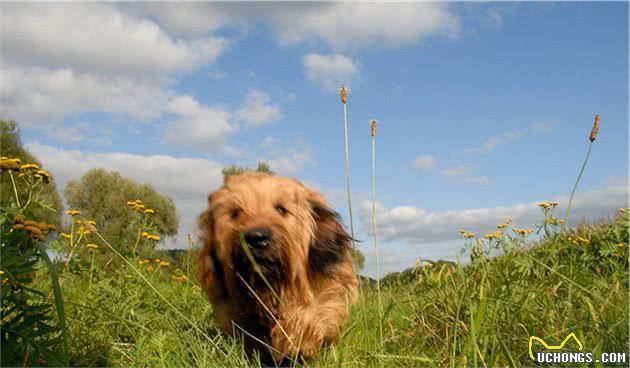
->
[230,208,241,219]
[275,205,288,216]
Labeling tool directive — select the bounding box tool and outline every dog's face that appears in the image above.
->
[199,172,351,305]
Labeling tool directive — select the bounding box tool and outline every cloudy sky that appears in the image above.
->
[1,2,627,278]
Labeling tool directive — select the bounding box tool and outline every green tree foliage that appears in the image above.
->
[0,120,63,226]
[64,169,179,250]
[352,248,365,271]
[221,161,274,183]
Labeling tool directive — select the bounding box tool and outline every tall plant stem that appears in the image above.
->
[371,134,383,346]
[343,103,357,260]
[8,171,21,207]
[564,141,593,228]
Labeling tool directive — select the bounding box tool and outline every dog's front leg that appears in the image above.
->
[270,313,324,361]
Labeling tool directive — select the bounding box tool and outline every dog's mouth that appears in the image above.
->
[232,233,287,292]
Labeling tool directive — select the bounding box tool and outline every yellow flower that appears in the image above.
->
[0,270,4,275]
[458,229,466,234]
[497,223,508,229]
[85,243,98,249]
[60,232,71,239]
[46,224,57,230]
[138,259,150,265]
[146,234,161,241]
[19,163,40,170]
[0,157,22,170]
[1,278,7,286]
[13,214,25,224]
[144,209,155,214]
[616,243,626,248]
[155,258,161,263]
[415,259,420,266]
[65,209,81,216]
[11,224,25,231]
[464,233,475,239]
[146,265,154,272]
[159,261,169,267]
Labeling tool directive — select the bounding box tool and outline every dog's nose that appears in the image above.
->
[244,227,272,249]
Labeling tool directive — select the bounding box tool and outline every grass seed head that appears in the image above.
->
[589,114,600,142]
[339,84,349,104]
[371,119,377,137]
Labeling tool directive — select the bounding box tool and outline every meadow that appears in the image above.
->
[1,109,628,367]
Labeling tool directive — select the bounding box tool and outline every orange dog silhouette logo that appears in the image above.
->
[528,332,584,360]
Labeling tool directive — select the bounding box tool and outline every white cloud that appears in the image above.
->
[440,164,490,185]
[411,155,437,171]
[122,3,460,51]
[358,182,628,244]
[257,138,313,176]
[162,89,282,154]
[0,3,227,125]
[465,121,553,154]
[1,3,227,77]
[207,71,227,80]
[235,89,282,126]
[163,95,237,154]
[0,63,169,123]
[26,142,225,247]
[303,53,360,92]
[441,164,473,177]
[268,3,460,50]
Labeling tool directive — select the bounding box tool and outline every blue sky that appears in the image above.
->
[1,2,627,278]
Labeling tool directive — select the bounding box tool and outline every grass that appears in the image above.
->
[22,209,626,367]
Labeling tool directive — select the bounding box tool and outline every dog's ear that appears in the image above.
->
[198,192,227,301]
[307,191,351,276]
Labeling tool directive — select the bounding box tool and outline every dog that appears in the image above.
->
[197,172,358,364]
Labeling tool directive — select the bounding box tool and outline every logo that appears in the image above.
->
[528,332,583,361]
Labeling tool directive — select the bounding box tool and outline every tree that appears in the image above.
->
[0,120,63,226]
[222,161,275,183]
[64,169,179,252]
[352,248,365,271]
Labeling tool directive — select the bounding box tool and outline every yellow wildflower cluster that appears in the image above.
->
[65,209,81,216]
[512,228,534,237]
[11,214,56,241]
[158,260,169,267]
[497,219,512,229]
[546,216,565,225]
[172,274,189,282]
[567,235,590,246]
[127,199,155,215]
[484,230,504,240]
[142,232,161,242]
[538,202,559,210]
[458,229,476,238]
[0,157,22,170]
[85,243,98,249]
[20,163,40,170]
[138,259,150,265]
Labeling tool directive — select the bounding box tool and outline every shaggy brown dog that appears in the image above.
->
[198,172,358,363]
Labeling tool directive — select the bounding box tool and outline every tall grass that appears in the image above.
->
[564,114,601,227]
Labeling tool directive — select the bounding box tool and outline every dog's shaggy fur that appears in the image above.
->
[198,172,358,363]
